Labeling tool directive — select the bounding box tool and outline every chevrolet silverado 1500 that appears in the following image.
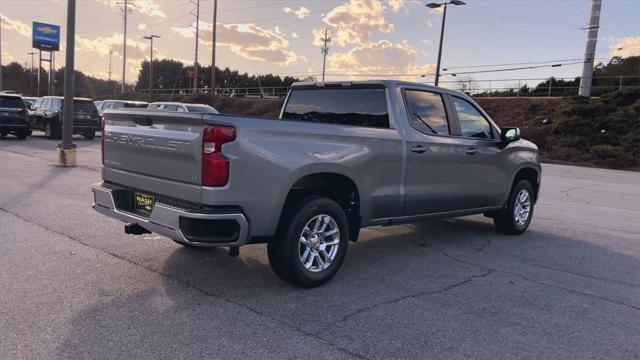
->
[92,80,541,287]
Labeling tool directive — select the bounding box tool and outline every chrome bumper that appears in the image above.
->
[91,183,249,247]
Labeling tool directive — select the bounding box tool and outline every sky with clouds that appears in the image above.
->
[1,0,639,89]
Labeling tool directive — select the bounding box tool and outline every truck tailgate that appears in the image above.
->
[103,110,203,187]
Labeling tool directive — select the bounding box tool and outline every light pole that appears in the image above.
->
[28,52,37,96]
[58,0,77,167]
[211,0,217,94]
[427,0,465,87]
[143,35,160,94]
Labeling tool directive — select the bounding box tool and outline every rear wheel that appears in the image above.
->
[45,122,61,140]
[493,180,534,235]
[268,196,349,288]
[16,129,28,140]
[83,131,96,140]
[0,130,8,138]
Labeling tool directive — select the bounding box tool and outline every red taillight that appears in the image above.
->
[101,118,105,165]
[202,125,235,186]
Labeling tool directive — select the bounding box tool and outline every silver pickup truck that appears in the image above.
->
[92,80,540,287]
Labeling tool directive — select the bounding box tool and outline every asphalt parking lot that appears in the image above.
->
[1,133,639,360]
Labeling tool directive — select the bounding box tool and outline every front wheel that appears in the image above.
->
[45,122,61,140]
[83,131,96,140]
[493,180,535,235]
[268,196,349,288]
[16,129,28,140]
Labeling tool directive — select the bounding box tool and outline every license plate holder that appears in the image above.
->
[134,192,155,215]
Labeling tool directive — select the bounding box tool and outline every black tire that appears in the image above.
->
[45,122,62,140]
[0,130,7,138]
[268,195,349,288]
[83,131,96,140]
[494,180,535,235]
[16,129,28,140]
[27,130,33,136]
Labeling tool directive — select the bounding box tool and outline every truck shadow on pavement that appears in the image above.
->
[56,216,640,358]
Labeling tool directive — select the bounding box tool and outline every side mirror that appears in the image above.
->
[500,127,521,143]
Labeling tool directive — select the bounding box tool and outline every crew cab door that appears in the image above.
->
[402,88,477,215]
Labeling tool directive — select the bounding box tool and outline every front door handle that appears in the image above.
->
[411,145,427,154]
[465,148,479,155]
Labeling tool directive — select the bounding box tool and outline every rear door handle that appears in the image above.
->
[411,145,427,154]
[465,148,479,155]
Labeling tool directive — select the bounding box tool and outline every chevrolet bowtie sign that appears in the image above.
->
[32,22,61,51]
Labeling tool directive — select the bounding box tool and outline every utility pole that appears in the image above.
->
[191,0,200,93]
[211,0,217,94]
[58,0,77,167]
[28,52,37,96]
[108,49,113,81]
[578,0,602,97]
[0,6,3,92]
[320,29,331,82]
[0,5,3,92]
[120,0,131,94]
[143,35,160,94]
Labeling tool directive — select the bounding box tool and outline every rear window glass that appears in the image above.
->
[0,96,26,108]
[282,88,389,128]
[124,102,148,109]
[186,105,217,113]
[74,101,98,112]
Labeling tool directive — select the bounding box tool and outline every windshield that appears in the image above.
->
[0,96,26,109]
[186,105,218,113]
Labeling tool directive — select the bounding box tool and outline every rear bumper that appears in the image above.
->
[91,182,250,247]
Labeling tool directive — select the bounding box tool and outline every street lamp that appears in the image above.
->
[142,35,160,95]
[426,0,465,86]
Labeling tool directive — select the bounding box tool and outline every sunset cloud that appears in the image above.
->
[611,36,640,58]
[172,22,306,66]
[282,6,311,19]
[76,33,148,60]
[329,40,435,80]
[0,13,31,37]
[315,0,394,47]
[98,0,166,18]
[388,0,405,12]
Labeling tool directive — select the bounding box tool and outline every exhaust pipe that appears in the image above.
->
[124,223,151,235]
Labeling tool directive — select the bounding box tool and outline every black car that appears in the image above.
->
[0,94,29,140]
[29,96,100,140]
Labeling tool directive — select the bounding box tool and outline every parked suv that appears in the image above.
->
[93,80,540,287]
[0,94,29,140]
[29,96,100,139]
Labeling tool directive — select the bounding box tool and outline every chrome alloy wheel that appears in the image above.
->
[513,189,532,226]
[299,214,340,273]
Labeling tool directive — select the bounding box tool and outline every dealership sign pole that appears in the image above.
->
[32,22,60,96]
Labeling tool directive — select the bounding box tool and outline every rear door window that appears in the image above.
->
[282,88,389,128]
[163,104,179,111]
[403,90,449,135]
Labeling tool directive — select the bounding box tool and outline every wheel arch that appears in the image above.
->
[511,167,540,203]
[277,168,362,242]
